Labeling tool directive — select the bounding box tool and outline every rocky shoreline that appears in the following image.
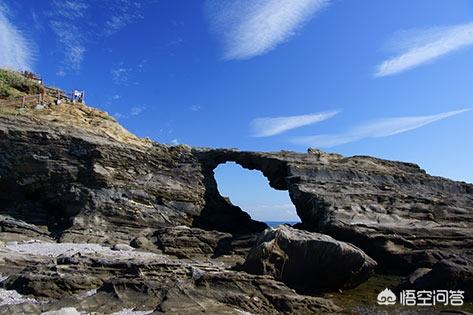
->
[1,80,473,313]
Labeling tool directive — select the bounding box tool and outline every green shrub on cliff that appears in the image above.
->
[0,69,42,98]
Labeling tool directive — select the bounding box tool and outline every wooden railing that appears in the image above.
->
[21,94,43,107]
[0,94,44,108]
[0,88,83,108]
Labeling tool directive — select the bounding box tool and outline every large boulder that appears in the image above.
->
[399,253,473,301]
[242,225,377,292]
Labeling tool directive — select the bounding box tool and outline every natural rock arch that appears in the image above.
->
[213,161,298,223]
[191,149,298,234]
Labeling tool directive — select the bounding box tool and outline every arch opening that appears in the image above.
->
[214,162,301,227]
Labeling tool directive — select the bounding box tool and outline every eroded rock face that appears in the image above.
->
[287,151,473,271]
[195,148,473,272]
[1,102,473,311]
[154,225,257,259]
[0,116,264,245]
[3,114,472,274]
[242,225,377,292]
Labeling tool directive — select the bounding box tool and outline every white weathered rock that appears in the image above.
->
[112,244,134,251]
[41,307,80,315]
[0,288,38,306]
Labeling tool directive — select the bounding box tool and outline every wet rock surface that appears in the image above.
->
[242,225,377,292]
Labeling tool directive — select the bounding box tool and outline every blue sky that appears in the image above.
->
[1,0,473,221]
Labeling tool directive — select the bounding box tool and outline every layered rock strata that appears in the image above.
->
[1,87,473,312]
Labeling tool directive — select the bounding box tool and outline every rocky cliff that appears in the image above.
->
[1,70,472,314]
[195,148,473,271]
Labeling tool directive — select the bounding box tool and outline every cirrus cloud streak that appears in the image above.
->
[250,110,339,137]
[375,22,473,77]
[292,108,472,147]
[0,4,35,70]
[205,0,329,60]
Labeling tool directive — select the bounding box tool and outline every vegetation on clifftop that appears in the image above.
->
[0,68,151,147]
[0,69,43,98]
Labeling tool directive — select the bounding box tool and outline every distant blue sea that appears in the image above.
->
[265,221,300,228]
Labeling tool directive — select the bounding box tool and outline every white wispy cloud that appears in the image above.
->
[110,64,142,86]
[375,22,473,77]
[105,94,121,107]
[111,67,131,85]
[51,0,88,19]
[0,4,35,70]
[113,105,146,120]
[190,105,202,112]
[103,0,145,36]
[113,112,126,120]
[250,111,339,137]
[47,0,150,75]
[49,0,88,74]
[31,11,44,32]
[130,105,146,116]
[205,0,329,60]
[50,21,86,72]
[292,109,472,147]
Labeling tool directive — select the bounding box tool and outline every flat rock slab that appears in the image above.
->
[0,240,341,314]
[242,225,377,292]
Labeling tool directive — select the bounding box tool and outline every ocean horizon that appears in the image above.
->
[265,221,300,228]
